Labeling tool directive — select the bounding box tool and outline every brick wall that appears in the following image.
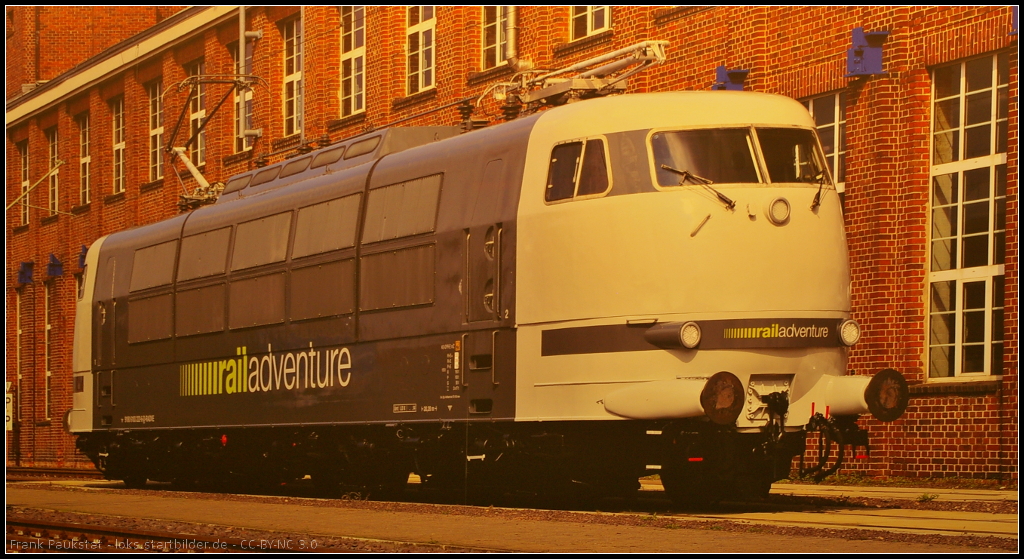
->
[5,6,1017,479]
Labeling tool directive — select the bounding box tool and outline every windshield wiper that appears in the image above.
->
[660,164,736,210]
[810,171,828,210]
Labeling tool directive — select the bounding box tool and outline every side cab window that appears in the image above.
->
[545,137,611,203]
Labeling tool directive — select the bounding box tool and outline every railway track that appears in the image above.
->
[6,481,1016,551]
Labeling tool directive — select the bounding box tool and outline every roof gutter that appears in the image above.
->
[6,6,237,128]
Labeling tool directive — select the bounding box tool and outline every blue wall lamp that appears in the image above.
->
[712,65,750,91]
[846,27,890,78]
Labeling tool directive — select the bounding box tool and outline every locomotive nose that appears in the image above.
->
[602,371,745,424]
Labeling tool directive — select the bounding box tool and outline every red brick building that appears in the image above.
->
[6,6,1017,479]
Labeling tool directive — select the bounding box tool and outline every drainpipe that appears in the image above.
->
[504,6,531,72]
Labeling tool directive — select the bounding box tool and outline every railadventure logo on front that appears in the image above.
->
[723,323,830,339]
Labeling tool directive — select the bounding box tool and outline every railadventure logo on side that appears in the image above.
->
[178,344,352,397]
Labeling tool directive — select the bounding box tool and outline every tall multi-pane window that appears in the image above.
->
[110,96,126,194]
[231,42,255,152]
[341,6,366,117]
[283,18,303,136]
[147,80,164,182]
[47,128,59,216]
[44,282,54,421]
[19,141,30,226]
[482,6,509,70]
[186,61,207,166]
[570,6,610,41]
[16,290,23,421]
[77,113,91,205]
[928,52,1009,379]
[407,6,435,95]
[802,92,847,197]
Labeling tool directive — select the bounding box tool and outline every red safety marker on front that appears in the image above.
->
[688,457,703,462]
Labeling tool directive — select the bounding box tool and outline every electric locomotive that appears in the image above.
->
[69,91,909,503]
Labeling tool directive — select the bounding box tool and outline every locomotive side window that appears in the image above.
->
[362,174,442,244]
[545,138,612,202]
[546,142,582,201]
[293,194,361,258]
[756,128,827,183]
[651,129,759,187]
[231,212,292,271]
[178,227,231,281]
[130,240,178,292]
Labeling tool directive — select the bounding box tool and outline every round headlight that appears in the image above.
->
[679,322,701,349]
[767,197,791,225]
[839,319,861,346]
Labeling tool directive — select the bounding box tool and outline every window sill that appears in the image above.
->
[653,6,714,25]
[467,64,515,87]
[104,191,126,205]
[71,204,91,215]
[223,150,253,167]
[554,29,614,59]
[327,112,367,133]
[272,135,302,152]
[392,88,438,112]
[908,378,1002,396]
[13,224,30,235]
[140,179,164,193]
[41,214,59,226]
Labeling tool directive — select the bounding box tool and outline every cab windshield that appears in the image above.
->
[756,128,827,184]
[651,127,830,187]
[651,129,759,186]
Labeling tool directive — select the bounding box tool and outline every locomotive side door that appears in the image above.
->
[462,159,505,415]
[93,256,117,369]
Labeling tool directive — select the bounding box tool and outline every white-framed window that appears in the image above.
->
[47,128,59,216]
[77,113,91,205]
[927,52,1009,379]
[482,6,509,70]
[570,6,610,41]
[407,6,435,95]
[801,91,847,196]
[231,41,255,152]
[283,17,303,136]
[186,60,207,166]
[110,96,126,194]
[44,281,54,421]
[148,80,164,182]
[19,141,30,226]
[341,6,366,117]
[16,289,24,422]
